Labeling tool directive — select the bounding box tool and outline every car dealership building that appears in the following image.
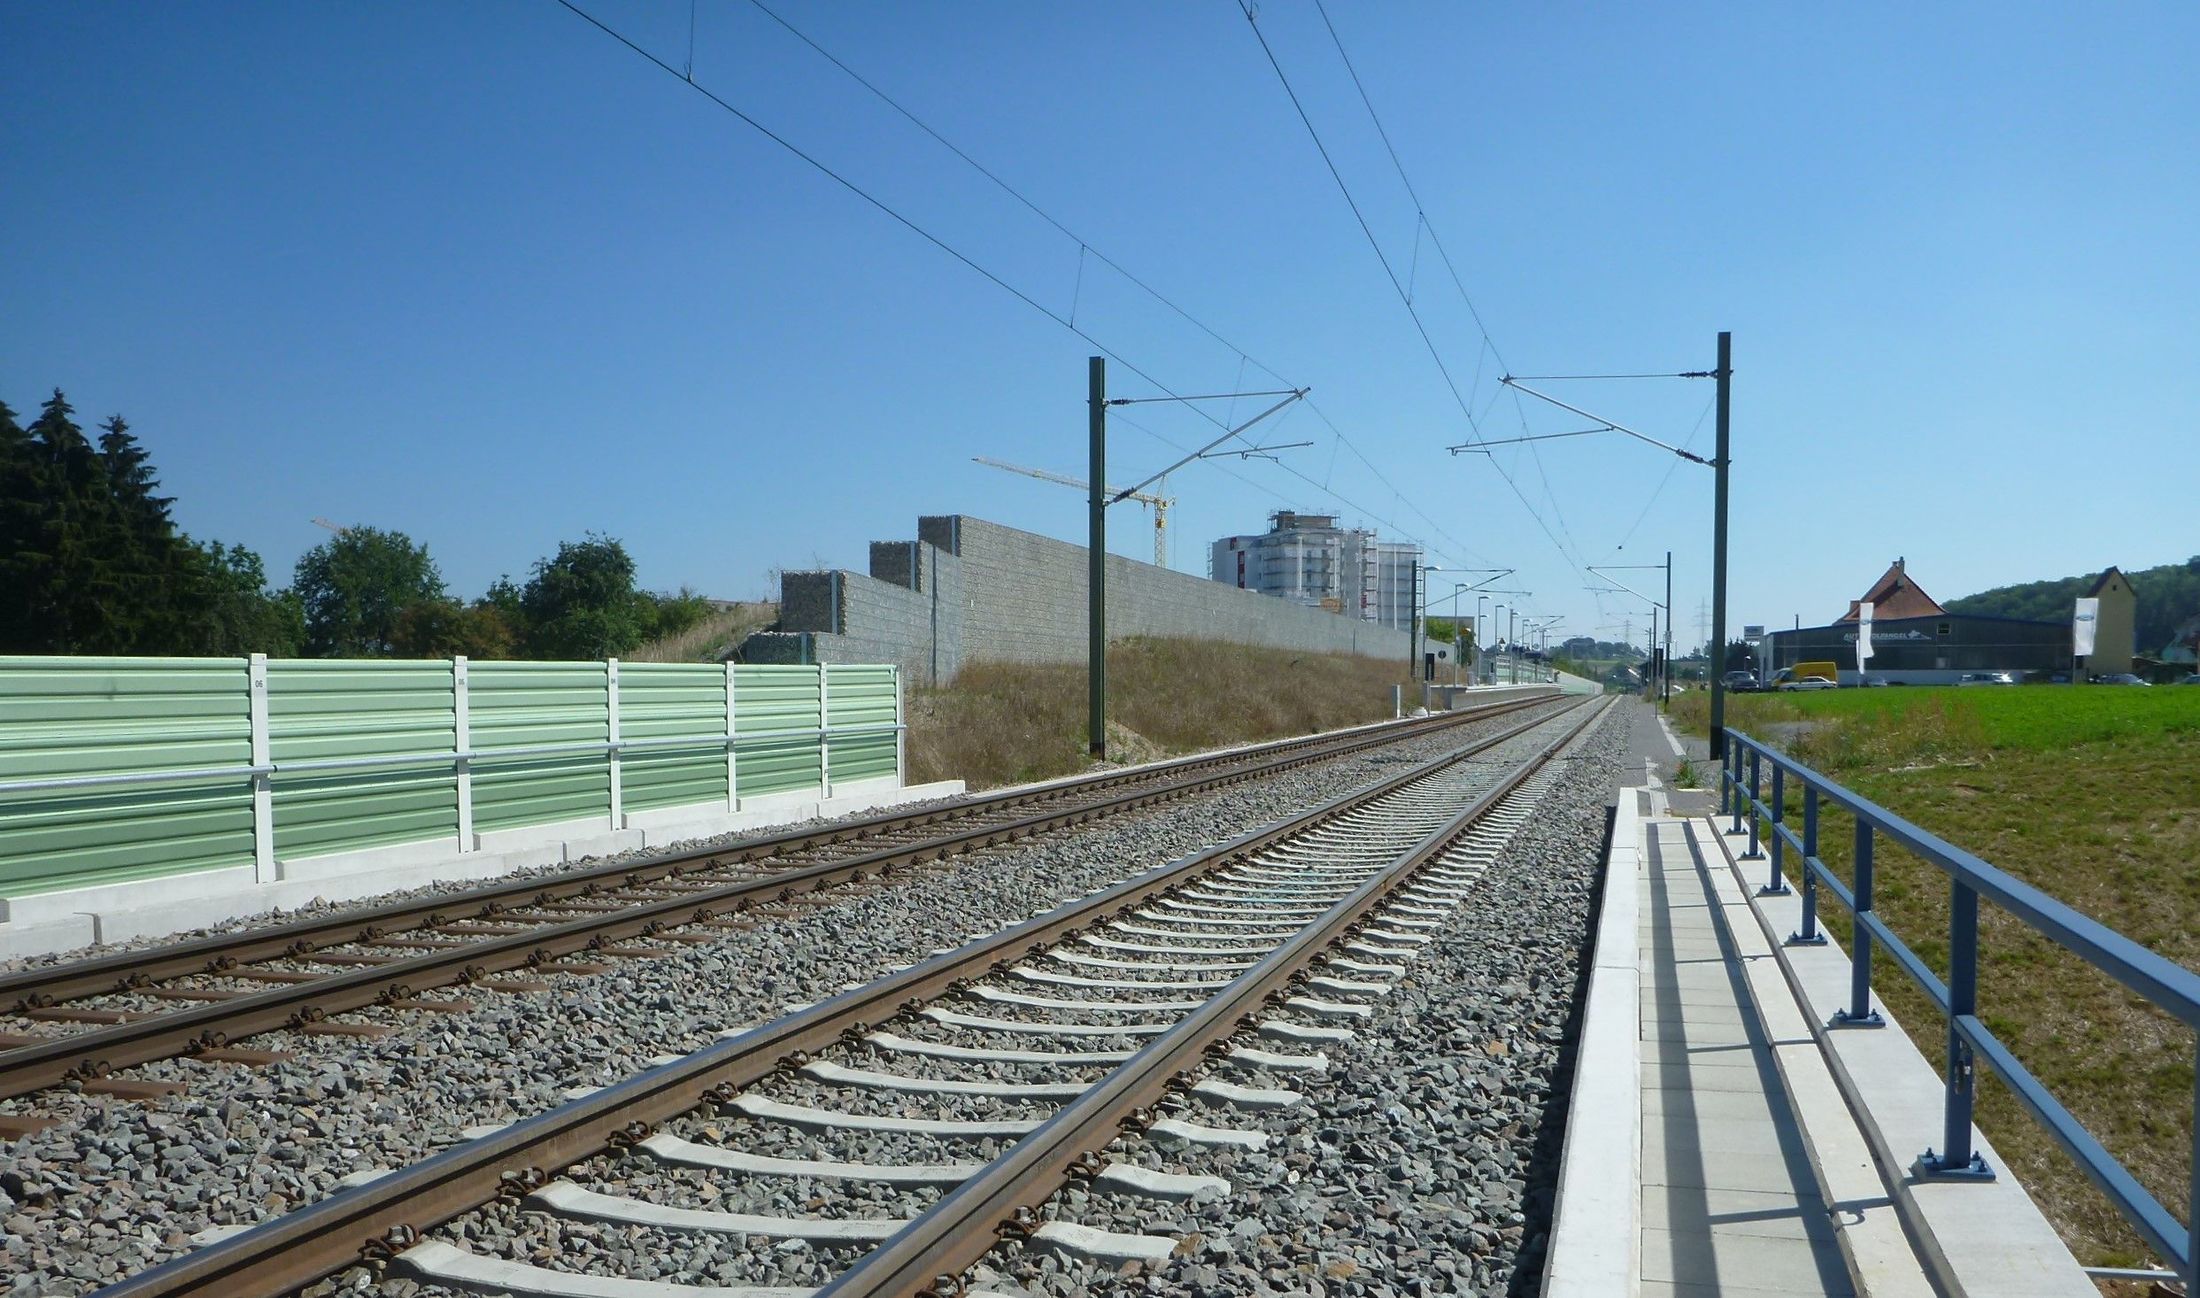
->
[1760,559,2136,684]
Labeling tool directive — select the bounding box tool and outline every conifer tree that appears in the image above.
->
[25,390,123,651]
[2,389,304,655]
[97,414,189,649]
[0,400,42,651]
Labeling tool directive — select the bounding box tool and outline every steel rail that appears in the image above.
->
[88,697,1594,1298]
[819,697,1609,1298]
[0,698,1565,1100]
[2,696,1551,1013]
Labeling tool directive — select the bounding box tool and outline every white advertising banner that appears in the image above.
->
[1856,603,1874,666]
[2073,598,2100,657]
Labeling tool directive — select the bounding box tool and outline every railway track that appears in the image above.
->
[94,694,1610,1298]
[0,695,1562,1126]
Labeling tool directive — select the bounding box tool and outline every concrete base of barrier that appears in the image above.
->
[0,777,966,961]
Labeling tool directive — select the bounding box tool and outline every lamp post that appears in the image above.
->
[1476,595,1490,681]
[1416,563,1434,686]
[1450,583,1468,685]
[1493,603,1506,683]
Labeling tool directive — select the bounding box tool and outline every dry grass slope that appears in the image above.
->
[906,636,1417,789]
[626,603,778,663]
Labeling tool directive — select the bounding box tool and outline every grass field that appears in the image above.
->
[1673,686,2199,1281]
[904,637,1416,789]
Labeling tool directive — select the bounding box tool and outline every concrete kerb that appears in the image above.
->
[1540,782,1644,1296]
[1700,814,2095,1297]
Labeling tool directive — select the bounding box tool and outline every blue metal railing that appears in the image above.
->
[1720,729,2200,1283]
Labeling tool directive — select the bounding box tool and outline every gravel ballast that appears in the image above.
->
[1,707,1574,1294]
[989,703,1627,1298]
[348,708,1612,1298]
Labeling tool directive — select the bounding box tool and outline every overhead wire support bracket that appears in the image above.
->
[1107,388,1302,406]
[1446,427,1612,455]
[1502,372,1711,382]
[1455,569,1517,594]
[1200,439,1314,463]
[1585,567,1666,609]
[1494,378,1715,466]
[1108,389,1309,503]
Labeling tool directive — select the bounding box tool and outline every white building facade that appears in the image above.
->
[1208,512,1422,631]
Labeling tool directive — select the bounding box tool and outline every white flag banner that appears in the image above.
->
[2073,598,2100,657]
[1856,603,1874,666]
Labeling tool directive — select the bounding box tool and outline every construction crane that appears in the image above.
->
[973,457,1175,567]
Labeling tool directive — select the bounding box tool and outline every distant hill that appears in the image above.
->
[1944,557,2200,656]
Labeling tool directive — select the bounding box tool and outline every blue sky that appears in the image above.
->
[6,2,2195,653]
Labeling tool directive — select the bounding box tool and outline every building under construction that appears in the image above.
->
[1208,511,1421,631]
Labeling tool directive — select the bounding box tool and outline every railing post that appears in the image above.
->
[1920,878,1993,1178]
[1833,818,1884,1027]
[2188,1040,2198,1291]
[248,653,275,883]
[1758,762,1789,894]
[817,663,832,799]
[1740,748,1765,860]
[453,656,473,853]
[1718,742,1731,816]
[1788,785,1827,945]
[724,660,739,812]
[1727,746,1745,834]
[893,665,906,788]
[606,658,622,830]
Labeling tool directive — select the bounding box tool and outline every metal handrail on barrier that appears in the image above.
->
[1719,729,2200,1285]
[0,723,906,797]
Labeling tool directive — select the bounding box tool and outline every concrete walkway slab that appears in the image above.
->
[1634,817,1860,1296]
[1545,706,2090,1298]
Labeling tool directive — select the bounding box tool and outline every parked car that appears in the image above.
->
[1721,670,1759,692]
[1859,674,1891,687]
[1778,676,1839,692]
[2093,673,2150,686]
[1956,672,2016,686]
[2181,675,2200,686]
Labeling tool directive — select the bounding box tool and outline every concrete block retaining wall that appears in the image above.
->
[743,515,1411,683]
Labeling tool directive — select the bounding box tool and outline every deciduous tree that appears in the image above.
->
[293,526,445,656]
[390,598,516,660]
[518,534,649,659]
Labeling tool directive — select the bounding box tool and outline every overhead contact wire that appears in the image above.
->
[748,0,1491,572]
[1246,0,1593,593]
[554,0,1261,445]
[569,0,1481,571]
